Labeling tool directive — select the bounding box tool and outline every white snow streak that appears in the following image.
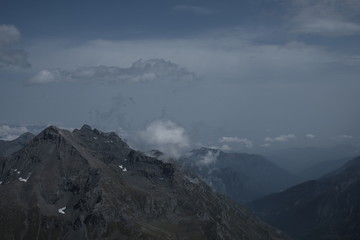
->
[58,207,66,214]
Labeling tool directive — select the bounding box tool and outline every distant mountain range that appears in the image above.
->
[180,147,299,203]
[0,132,34,157]
[264,145,359,178]
[248,155,360,240]
[298,157,350,180]
[0,125,289,240]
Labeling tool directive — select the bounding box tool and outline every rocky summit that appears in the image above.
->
[0,125,289,240]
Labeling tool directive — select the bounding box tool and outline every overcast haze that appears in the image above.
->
[1,0,360,154]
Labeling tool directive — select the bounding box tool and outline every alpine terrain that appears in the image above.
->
[0,125,289,240]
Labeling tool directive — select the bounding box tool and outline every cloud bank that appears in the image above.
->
[306,134,316,139]
[264,134,296,142]
[291,0,360,36]
[0,125,29,141]
[218,136,253,148]
[28,59,197,85]
[25,30,360,87]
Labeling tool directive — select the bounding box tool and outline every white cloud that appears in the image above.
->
[174,5,213,15]
[331,134,356,143]
[264,134,296,142]
[197,150,220,166]
[334,134,353,140]
[209,144,232,151]
[219,144,231,151]
[28,69,57,84]
[261,143,271,148]
[27,59,197,85]
[0,24,30,68]
[294,17,360,36]
[306,134,316,139]
[0,125,29,141]
[218,136,253,148]
[0,24,20,46]
[139,120,189,158]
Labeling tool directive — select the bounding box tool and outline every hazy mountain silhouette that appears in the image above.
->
[298,157,350,180]
[180,147,299,204]
[264,145,359,177]
[248,156,360,240]
[0,132,34,157]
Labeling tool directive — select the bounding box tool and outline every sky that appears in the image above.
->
[1,0,360,155]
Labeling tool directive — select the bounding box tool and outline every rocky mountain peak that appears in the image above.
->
[17,132,35,142]
[80,124,93,131]
[33,125,65,142]
[0,125,290,240]
[77,124,101,136]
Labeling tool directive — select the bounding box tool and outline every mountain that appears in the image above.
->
[248,156,360,240]
[0,125,289,240]
[298,157,350,180]
[180,147,299,204]
[0,132,34,157]
[264,145,359,177]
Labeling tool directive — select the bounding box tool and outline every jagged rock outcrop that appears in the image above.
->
[0,125,290,240]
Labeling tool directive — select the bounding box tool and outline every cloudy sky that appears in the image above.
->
[1,0,359,153]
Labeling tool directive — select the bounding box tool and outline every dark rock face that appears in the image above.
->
[0,125,289,240]
[248,156,360,240]
[0,132,34,157]
[181,147,299,203]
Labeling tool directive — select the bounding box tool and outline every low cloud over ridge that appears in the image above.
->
[0,125,29,141]
[219,136,253,148]
[196,150,220,166]
[138,120,190,158]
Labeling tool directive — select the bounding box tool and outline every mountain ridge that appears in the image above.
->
[248,156,360,240]
[0,132,34,157]
[180,147,299,203]
[0,125,289,240]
